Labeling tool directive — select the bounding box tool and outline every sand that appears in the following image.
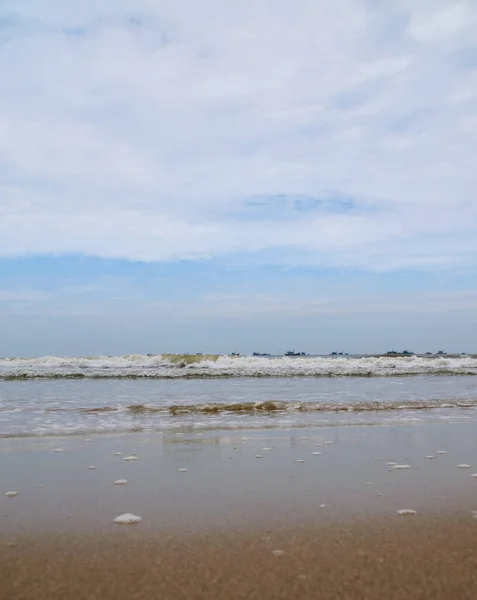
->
[2,517,477,599]
[2,422,477,598]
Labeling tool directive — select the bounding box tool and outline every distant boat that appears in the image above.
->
[330,352,348,356]
[252,352,270,356]
[385,350,415,356]
[436,350,447,355]
[230,352,240,356]
[284,350,306,356]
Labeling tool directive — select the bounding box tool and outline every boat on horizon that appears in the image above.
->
[284,350,307,356]
[252,352,270,356]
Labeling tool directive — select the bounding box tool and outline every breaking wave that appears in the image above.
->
[1,353,477,379]
[45,398,477,415]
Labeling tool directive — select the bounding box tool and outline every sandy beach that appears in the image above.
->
[2,423,477,598]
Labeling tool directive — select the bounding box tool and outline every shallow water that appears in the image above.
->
[2,423,477,534]
[1,373,477,438]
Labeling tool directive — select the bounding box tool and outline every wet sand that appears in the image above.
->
[3,517,477,599]
[2,423,477,598]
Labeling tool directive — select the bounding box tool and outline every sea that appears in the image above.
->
[1,354,477,439]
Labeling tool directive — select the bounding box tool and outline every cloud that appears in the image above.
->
[0,0,476,270]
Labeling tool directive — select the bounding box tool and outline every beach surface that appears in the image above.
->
[2,423,477,598]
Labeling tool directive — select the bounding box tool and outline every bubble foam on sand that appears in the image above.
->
[320,504,327,508]
[271,549,286,557]
[387,462,397,466]
[255,455,263,458]
[296,459,305,463]
[393,465,411,470]
[83,439,92,443]
[123,455,138,461]
[397,509,416,516]
[113,479,128,485]
[457,464,471,468]
[53,448,64,453]
[471,474,477,478]
[262,447,272,451]
[5,491,18,497]
[437,450,448,454]
[311,452,322,455]
[114,452,123,456]
[87,466,96,470]
[38,484,45,487]
[114,513,141,524]
[425,456,435,459]
[179,468,189,472]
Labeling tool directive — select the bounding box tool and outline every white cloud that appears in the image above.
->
[0,0,476,270]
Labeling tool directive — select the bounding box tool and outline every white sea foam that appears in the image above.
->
[5,491,18,497]
[114,513,141,524]
[113,479,129,485]
[1,354,477,379]
[397,509,416,515]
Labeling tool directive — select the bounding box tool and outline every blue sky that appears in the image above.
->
[1,0,477,356]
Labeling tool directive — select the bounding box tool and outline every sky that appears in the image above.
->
[0,0,476,356]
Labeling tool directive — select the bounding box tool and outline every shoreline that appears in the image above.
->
[2,422,477,532]
[2,422,477,598]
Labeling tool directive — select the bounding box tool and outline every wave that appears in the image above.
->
[2,398,476,440]
[36,398,477,415]
[1,353,477,379]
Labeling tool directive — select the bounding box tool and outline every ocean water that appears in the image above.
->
[1,354,477,438]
